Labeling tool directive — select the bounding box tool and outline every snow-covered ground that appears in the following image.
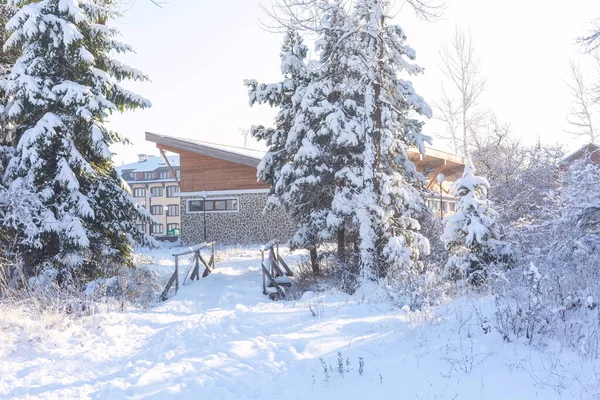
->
[1,245,599,399]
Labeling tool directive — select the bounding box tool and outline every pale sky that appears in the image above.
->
[108,0,600,164]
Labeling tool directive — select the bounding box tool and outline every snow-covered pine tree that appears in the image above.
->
[246,17,357,272]
[244,29,325,263]
[0,0,154,282]
[441,158,513,285]
[335,0,432,280]
[0,2,18,73]
[248,1,433,285]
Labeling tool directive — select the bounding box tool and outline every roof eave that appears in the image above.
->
[146,132,261,168]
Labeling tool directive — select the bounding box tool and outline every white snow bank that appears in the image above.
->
[1,245,598,399]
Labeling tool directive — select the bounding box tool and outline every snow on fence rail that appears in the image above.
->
[260,240,293,300]
[160,242,216,301]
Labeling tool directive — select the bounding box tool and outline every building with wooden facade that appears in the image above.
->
[145,132,466,245]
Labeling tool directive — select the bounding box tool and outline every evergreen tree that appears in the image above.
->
[0,1,20,73]
[336,0,433,279]
[0,0,154,282]
[441,159,513,285]
[246,12,354,271]
[247,1,433,284]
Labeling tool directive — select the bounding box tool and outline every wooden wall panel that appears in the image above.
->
[157,145,268,192]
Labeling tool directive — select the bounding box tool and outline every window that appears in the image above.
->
[151,223,163,234]
[167,223,179,235]
[136,224,146,233]
[167,204,179,216]
[144,171,154,180]
[133,188,145,198]
[176,170,180,179]
[166,185,179,198]
[449,202,456,212]
[187,198,239,213]
[150,187,163,197]
[151,205,163,215]
[159,170,170,179]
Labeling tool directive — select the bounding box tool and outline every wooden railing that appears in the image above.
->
[160,242,216,301]
[261,240,293,299]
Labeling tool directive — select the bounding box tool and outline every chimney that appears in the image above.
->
[138,154,148,162]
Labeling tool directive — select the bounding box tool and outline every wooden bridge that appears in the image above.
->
[261,240,294,300]
[161,242,216,301]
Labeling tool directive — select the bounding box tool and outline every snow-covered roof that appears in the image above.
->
[146,132,265,168]
[116,154,180,173]
[146,132,465,173]
[561,143,600,165]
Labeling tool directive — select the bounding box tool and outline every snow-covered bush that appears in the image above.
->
[441,159,515,286]
[493,157,600,358]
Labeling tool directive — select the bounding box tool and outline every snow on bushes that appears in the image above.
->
[441,158,514,285]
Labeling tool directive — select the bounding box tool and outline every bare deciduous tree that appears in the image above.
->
[565,61,598,144]
[239,128,250,149]
[435,28,486,156]
[579,19,600,53]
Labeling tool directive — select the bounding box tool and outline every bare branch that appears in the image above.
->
[435,27,486,155]
[564,60,598,144]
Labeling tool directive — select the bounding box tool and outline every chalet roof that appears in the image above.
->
[146,132,264,168]
[561,143,600,165]
[116,154,180,173]
[145,132,466,175]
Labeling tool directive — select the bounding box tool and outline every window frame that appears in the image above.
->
[150,186,163,197]
[133,187,145,198]
[167,204,179,216]
[166,185,179,198]
[186,197,239,214]
[143,171,154,180]
[150,205,163,215]
[151,223,163,234]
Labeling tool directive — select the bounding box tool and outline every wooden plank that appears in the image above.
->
[190,253,200,281]
[183,254,197,285]
[426,165,445,190]
[161,271,178,301]
[270,258,285,278]
[199,254,213,278]
[277,255,294,277]
[159,148,180,187]
[169,149,269,192]
[262,263,285,297]
[262,240,277,251]
[172,242,215,257]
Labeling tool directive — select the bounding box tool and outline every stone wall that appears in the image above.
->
[180,192,297,245]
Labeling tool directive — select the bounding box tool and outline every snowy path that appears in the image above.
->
[1,246,597,399]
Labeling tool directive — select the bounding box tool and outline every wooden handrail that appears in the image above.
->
[262,262,285,297]
[172,242,215,257]
[260,240,293,299]
[162,242,216,301]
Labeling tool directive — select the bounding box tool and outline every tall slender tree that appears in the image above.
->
[339,0,432,279]
[0,0,154,282]
[565,61,598,143]
[435,28,486,156]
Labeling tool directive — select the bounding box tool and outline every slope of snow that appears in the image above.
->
[1,246,598,399]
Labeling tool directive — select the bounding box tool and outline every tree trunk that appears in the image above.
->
[337,228,345,262]
[309,246,319,274]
